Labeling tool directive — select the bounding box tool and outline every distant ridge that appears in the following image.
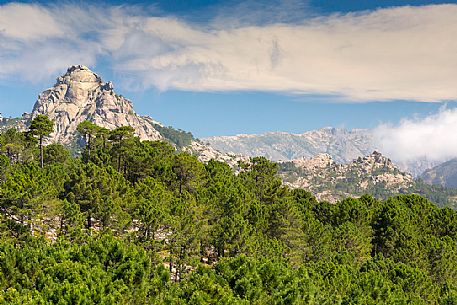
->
[203,128,441,177]
[421,158,457,189]
[280,151,413,203]
[204,127,374,163]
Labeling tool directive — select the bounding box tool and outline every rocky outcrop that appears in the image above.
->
[184,141,249,170]
[28,65,162,144]
[292,153,335,171]
[281,151,414,202]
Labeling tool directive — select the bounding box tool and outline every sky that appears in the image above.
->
[1,0,457,162]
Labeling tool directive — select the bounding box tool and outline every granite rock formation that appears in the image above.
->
[28,65,162,144]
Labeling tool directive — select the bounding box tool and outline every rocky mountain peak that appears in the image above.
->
[353,151,393,168]
[30,65,162,144]
[62,65,100,82]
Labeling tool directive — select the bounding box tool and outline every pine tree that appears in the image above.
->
[29,115,54,168]
[77,120,99,160]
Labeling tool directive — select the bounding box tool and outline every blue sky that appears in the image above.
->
[0,0,456,147]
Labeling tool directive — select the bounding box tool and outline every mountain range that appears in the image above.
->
[2,64,457,201]
[204,128,373,163]
[203,128,440,177]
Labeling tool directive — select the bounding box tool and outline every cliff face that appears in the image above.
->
[4,65,243,168]
[29,65,162,144]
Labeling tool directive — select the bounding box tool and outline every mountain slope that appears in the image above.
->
[25,65,162,144]
[280,151,457,207]
[421,158,457,188]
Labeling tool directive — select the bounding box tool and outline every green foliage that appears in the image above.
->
[43,144,70,165]
[133,177,172,244]
[153,123,194,149]
[0,235,155,304]
[63,161,131,232]
[77,120,100,160]
[29,115,54,137]
[0,123,456,304]
[0,128,36,164]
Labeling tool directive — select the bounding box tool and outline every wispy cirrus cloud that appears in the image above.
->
[1,2,457,101]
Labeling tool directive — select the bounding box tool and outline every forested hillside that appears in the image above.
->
[1,118,457,304]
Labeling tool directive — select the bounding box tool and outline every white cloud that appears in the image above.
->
[374,107,457,163]
[0,4,104,82]
[0,3,63,40]
[1,3,457,101]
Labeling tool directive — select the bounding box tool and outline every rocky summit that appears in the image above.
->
[28,65,162,144]
[2,64,243,167]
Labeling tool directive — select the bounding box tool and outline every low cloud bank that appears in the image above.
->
[374,107,457,163]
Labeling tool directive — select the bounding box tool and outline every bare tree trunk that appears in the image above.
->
[87,134,91,159]
[40,136,44,168]
[60,216,64,234]
[169,253,174,280]
[87,211,92,232]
